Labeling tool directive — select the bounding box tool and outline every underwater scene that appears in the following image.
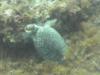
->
[0,0,100,75]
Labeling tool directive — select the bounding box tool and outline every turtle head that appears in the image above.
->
[23,24,40,42]
[24,24,40,34]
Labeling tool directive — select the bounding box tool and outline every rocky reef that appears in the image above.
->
[0,0,100,75]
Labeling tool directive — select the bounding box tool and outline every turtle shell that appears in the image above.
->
[33,26,67,61]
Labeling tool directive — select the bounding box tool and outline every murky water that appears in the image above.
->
[0,0,100,75]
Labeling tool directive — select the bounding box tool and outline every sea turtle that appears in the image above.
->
[24,19,68,62]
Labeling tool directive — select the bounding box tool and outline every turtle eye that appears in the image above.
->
[26,26,33,31]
